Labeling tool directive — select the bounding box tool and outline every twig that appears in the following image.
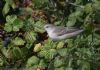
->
[68,2,84,9]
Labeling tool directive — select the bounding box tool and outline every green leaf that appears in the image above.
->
[39,59,47,69]
[38,49,57,59]
[67,11,82,26]
[34,20,45,33]
[13,47,23,59]
[56,42,64,49]
[12,37,25,46]
[55,67,65,70]
[77,60,90,70]
[38,50,51,59]
[49,49,57,59]
[24,31,37,43]
[2,2,10,15]
[20,47,29,57]
[33,0,48,8]
[54,58,64,68]
[26,56,40,67]
[93,1,100,10]
[4,15,23,32]
[84,3,93,13]
[0,57,4,66]
[66,67,73,70]
[6,15,17,23]
[94,11,100,23]
[38,50,48,58]
[4,23,12,32]
[12,19,23,31]
[57,48,68,56]
[23,18,35,31]
[67,20,76,27]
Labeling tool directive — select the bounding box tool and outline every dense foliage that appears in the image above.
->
[0,0,100,70]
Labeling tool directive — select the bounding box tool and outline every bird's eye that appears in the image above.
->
[46,26,49,28]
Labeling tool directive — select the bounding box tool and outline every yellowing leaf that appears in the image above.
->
[56,42,64,49]
[34,43,43,52]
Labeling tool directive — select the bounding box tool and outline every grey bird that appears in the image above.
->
[44,24,84,40]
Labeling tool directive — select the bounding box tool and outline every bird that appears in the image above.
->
[44,24,84,41]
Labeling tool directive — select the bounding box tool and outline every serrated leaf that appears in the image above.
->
[34,19,45,33]
[57,48,68,56]
[26,56,40,67]
[84,3,93,13]
[78,60,90,70]
[39,59,47,69]
[34,43,43,52]
[12,19,23,31]
[67,11,83,27]
[56,42,64,49]
[39,49,57,59]
[23,18,35,31]
[6,15,17,23]
[24,31,37,43]
[54,58,64,67]
[4,23,12,32]
[49,49,57,59]
[4,15,23,32]
[12,37,25,46]
[38,50,50,59]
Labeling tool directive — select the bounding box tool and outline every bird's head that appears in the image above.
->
[44,24,55,32]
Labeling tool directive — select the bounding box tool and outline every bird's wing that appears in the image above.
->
[53,27,81,36]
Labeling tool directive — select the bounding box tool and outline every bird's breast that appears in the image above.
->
[48,31,58,39]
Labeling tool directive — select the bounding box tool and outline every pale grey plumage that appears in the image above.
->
[44,24,83,40]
